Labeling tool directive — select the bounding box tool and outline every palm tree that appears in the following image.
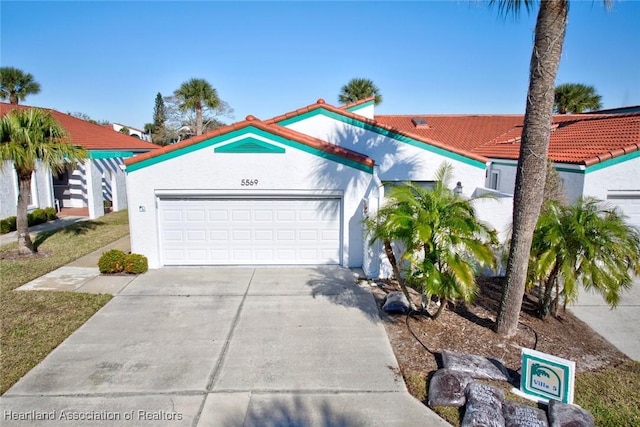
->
[528,198,640,319]
[338,78,382,106]
[493,0,567,337]
[495,0,613,337]
[367,163,497,319]
[0,108,86,254]
[554,83,603,114]
[173,78,221,136]
[0,67,41,104]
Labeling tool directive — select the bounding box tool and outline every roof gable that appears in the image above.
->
[265,99,487,168]
[215,137,286,154]
[0,103,159,152]
[125,116,374,174]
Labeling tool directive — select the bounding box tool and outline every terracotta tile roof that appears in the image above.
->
[264,99,488,163]
[125,115,374,169]
[0,103,159,152]
[377,112,640,166]
[473,113,640,165]
[375,114,524,153]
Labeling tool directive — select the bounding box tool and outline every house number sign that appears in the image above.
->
[240,179,259,186]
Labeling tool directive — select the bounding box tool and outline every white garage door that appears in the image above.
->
[607,192,640,230]
[158,198,341,265]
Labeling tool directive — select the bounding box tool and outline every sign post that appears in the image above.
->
[513,348,575,404]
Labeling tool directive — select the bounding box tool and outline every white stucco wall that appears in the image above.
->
[486,161,518,195]
[284,113,487,198]
[348,104,375,119]
[126,132,375,269]
[0,160,55,219]
[0,161,17,219]
[582,155,640,201]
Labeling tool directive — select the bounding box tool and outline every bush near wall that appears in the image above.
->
[98,250,148,274]
[0,208,58,234]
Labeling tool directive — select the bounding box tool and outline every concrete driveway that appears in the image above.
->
[1,267,449,426]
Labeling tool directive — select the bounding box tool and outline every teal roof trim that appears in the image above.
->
[585,150,640,173]
[89,150,134,159]
[126,126,373,174]
[345,100,374,113]
[276,108,485,169]
[215,137,285,154]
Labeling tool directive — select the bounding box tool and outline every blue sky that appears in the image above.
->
[2,1,639,129]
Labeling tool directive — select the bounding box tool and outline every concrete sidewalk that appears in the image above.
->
[15,236,134,294]
[0,216,88,247]
[1,266,450,426]
[570,278,640,361]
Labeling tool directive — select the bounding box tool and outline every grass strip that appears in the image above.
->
[0,210,129,394]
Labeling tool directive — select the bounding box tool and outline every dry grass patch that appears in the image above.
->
[0,210,129,394]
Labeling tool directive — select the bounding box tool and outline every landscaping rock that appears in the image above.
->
[503,401,548,427]
[427,368,473,407]
[547,400,594,427]
[442,350,511,381]
[462,382,505,427]
[382,291,410,313]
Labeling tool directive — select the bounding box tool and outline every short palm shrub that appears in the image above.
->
[124,253,148,274]
[98,249,127,274]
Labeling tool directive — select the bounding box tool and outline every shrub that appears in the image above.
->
[0,216,16,234]
[124,253,148,274]
[98,249,127,274]
[43,207,57,221]
[0,208,58,234]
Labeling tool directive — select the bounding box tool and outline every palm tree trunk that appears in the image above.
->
[16,172,35,254]
[383,239,416,311]
[496,0,568,337]
[196,104,203,136]
[432,297,447,319]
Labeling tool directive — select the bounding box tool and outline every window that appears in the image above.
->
[489,171,500,190]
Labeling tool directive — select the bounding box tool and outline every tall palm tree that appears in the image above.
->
[529,198,640,318]
[0,67,41,105]
[0,108,86,254]
[173,78,221,136]
[554,83,603,114]
[493,0,568,337]
[338,78,382,106]
[367,163,496,318]
[495,0,612,337]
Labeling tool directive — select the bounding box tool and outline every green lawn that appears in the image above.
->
[0,210,129,394]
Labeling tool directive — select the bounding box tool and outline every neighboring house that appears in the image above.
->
[1,103,160,220]
[110,123,152,141]
[124,98,639,276]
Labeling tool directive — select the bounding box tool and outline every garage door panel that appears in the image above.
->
[159,198,341,265]
[607,192,640,230]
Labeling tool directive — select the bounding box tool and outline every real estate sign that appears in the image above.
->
[520,348,575,404]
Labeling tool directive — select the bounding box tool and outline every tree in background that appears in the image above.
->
[338,78,382,106]
[0,67,41,105]
[67,112,110,125]
[0,108,86,254]
[173,78,230,136]
[554,83,603,114]
[528,198,640,318]
[153,92,166,128]
[118,126,131,135]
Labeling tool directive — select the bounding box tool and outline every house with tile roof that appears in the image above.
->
[124,97,639,276]
[0,103,160,220]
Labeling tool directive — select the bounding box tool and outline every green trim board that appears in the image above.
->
[215,137,285,154]
[585,149,640,173]
[345,100,374,113]
[276,108,486,169]
[126,126,373,174]
[89,150,134,159]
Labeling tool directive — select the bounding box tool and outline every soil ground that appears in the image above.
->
[370,277,630,422]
